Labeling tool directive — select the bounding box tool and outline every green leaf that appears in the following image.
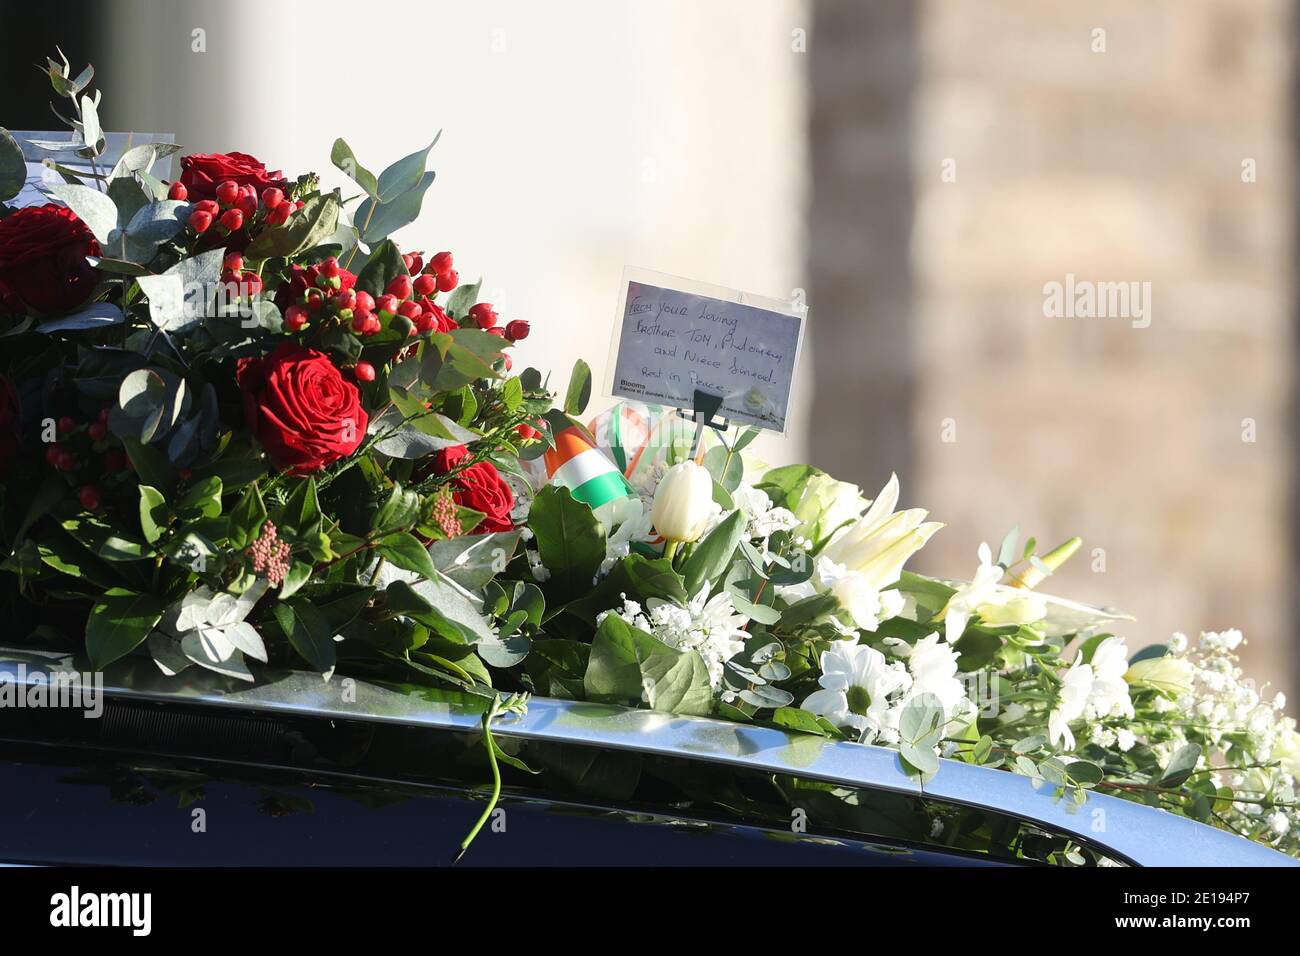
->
[228,482,267,550]
[273,598,336,674]
[279,476,321,537]
[681,509,743,597]
[377,137,438,202]
[177,476,222,519]
[528,486,606,598]
[564,358,592,416]
[0,128,26,202]
[355,238,409,299]
[244,191,341,260]
[45,181,118,245]
[138,485,167,544]
[583,613,712,716]
[373,482,420,535]
[356,171,435,244]
[121,436,175,493]
[375,532,437,580]
[770,706,833,738]
[500,376,523,412]
[1159,743,1202,788]
[86,589,168,670]
[330,137,380,199]
[443,279,480,320]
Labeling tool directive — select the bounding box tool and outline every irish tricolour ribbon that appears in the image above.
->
[543,425,635,513]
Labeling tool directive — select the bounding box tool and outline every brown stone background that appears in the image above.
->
[809,0,1296,696]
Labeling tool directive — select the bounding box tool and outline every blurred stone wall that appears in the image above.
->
[810,0,1296,694]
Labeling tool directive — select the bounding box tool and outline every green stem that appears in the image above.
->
[663,540,680,562]
[455,699,505,863]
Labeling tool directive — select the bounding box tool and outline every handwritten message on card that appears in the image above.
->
[609,276,804,431]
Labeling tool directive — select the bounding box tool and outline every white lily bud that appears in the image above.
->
[650,460,714,543]
[1124,655,1195,697]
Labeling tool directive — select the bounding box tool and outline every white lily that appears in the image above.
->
[942,542,1048,642]
[819,473,943,591]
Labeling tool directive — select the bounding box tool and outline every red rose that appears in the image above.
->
[236,343,368,474]
[434,444,514,533]
[0,204,101,314]
[0,375,20,473]
[179,151,289,204]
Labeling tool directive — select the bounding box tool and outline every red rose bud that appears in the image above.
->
[188,210,214,233]
[429,251,453,276]
[377,294,399,316]
[321,256,341,278]
[103,448,126,472]
[398,300,422,322]
[78,485,102,510]
[355,361,376,382]
[265,202,292,226]
[88,422,107,442]
[412,273,437,297]
[355,290,375,313]
[436,269,458,292]
[215,180,240,206]
[386,274,413,300]
[57,416,76,435]
[261,187,285,210]
[167,181,188,201]
[468,303,497,329]
[219,208,244,231]
[284,305,309,331]
[505,319,530,341]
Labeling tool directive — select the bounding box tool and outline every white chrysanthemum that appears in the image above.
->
[604,586,750,691]
[801,640,910,739]
[898,634,968,721]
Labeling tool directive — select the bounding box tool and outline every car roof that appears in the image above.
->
[1,647,1293,867]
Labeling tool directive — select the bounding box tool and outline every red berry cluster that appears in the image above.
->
[280,256,361,334]
[372,254,458,338]
[42,407,129,511]
[220,252,263,299]
[181,179,299,235]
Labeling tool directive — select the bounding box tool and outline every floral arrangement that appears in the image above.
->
[1,53,1297,863]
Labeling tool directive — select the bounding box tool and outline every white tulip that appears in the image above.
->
[651,461,715,549]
